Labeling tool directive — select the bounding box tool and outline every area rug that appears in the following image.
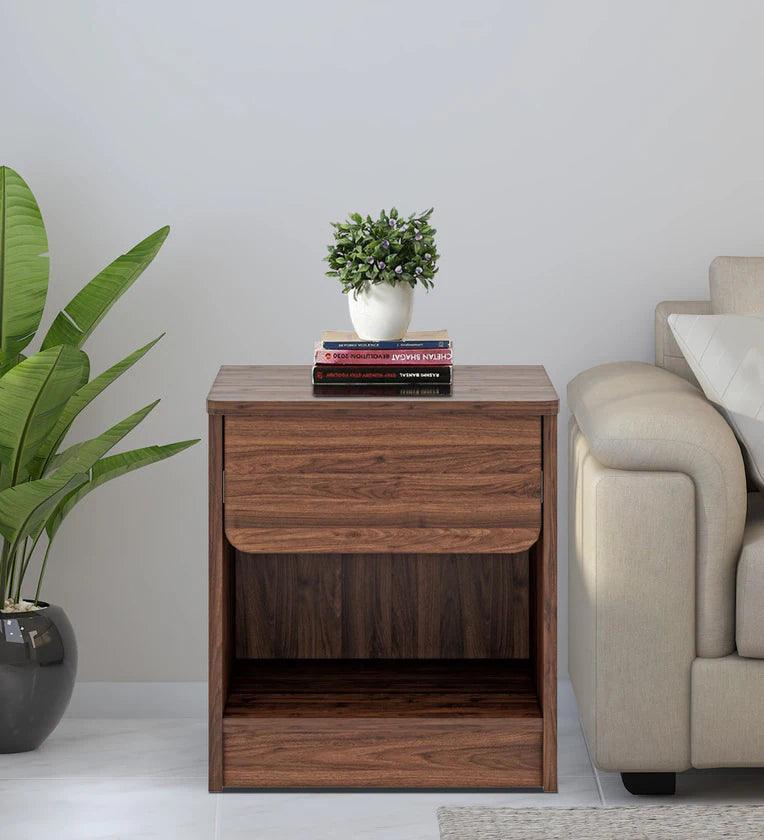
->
[437,805,764,839]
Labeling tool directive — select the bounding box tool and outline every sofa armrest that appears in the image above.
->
[569,417,695,771]
[568,362,746,657]
[737,492,764,658]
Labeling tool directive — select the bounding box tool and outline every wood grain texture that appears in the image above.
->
[225,525,540,555]
[226,659,540,717]
[234,553,529,660]
[224,409,541,552]
[222,660,542,789]
[208,414,233,793]
[226,472,540,528]
[207,364,558,791]
[533,413,557,792]
[224,444,539,475]
[208,365,559,413]
[223,717,542,789]
[225,410,541,447]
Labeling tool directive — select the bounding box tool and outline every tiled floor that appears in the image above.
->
[1,684,762,839]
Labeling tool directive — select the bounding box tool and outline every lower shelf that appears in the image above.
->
[222,659,543,789]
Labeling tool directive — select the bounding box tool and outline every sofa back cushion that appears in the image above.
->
[710,256,764,315]
[655,300,711,386]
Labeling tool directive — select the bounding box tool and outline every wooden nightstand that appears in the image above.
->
[207,365,558,791]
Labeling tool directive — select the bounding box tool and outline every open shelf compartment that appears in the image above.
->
[222,658,543,789]
[226,658,541,718]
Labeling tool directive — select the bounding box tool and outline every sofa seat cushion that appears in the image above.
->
[691,654,764,767]
[568,362,747,658]
[737,492,764,659]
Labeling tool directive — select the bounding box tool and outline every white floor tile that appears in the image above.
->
[557,680,578,724]
[0,777,217,840]
[4,713,759,840]
[217,776,602,840]
[0,719,206,780]
[558,727,596,778]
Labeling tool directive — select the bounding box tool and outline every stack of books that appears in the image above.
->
[312,330,453,392]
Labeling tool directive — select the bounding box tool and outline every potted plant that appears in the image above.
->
[0,166,198,753]
[325,208,440,340]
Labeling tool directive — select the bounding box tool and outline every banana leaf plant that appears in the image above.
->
[0,166,198,609]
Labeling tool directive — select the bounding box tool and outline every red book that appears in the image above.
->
[314,346,453,366]
[312,365,452,385]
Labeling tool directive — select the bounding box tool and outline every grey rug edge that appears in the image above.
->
[437,805,764,840]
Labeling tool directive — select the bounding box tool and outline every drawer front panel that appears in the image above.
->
[224,410,541,553]
[226,472,538,527]
[223,717,543,789]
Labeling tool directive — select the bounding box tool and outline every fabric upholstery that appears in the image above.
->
[669,313,764,490]
[568,418,695,772]
[568,362,747,657]
[655,300,711,386]
[691,655,764,767]
[710,256,764,315]
[737,492,764,659]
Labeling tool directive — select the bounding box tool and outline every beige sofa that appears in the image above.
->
[568,258,764,795]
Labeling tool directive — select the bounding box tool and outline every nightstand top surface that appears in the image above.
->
[207,365,558,414]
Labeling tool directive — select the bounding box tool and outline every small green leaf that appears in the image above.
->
[325,208,439,292]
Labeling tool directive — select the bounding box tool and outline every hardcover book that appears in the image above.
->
[320,329,450,350]
[312,383,452,397]
[312,365,452,385]
[315,346,453,365]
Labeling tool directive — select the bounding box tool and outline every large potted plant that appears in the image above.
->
[0,166,197,753]
[325,208,440,340]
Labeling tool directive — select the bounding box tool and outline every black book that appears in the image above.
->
[312,383,452,397]
[312,365,452,385]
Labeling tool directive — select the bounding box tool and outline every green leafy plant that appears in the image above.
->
[325,208,440,296]
[0,166,198,609]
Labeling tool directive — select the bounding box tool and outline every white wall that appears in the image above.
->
[4,0,764,682]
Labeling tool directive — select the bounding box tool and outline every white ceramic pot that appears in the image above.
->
[348,282,414,341]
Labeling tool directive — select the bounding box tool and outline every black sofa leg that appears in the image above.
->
[621,772,676,795]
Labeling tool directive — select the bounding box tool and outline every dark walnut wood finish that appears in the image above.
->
[234,552,530,660]
[223,660,542,789]
[208,365,558,792]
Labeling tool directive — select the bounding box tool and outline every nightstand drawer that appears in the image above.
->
[223,408,541,553]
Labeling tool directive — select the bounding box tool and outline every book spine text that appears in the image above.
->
[315,349,453,365]
[312,365,452,385]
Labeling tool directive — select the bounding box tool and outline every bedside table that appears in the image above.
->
[207,365,559,791]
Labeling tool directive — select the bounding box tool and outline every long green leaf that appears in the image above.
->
[47,399,160,477]
[0,353,26,378]
[0,471,86,553]
[46,439,198,540]
[25,401,161,552]
[30,334,163,478]
[0,346,88,488]
[41,226,169,350]
[0,167,49,365]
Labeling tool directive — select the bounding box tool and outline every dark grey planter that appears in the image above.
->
[0,602,77,753]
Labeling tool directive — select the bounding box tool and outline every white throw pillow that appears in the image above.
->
[669,313,764,490]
